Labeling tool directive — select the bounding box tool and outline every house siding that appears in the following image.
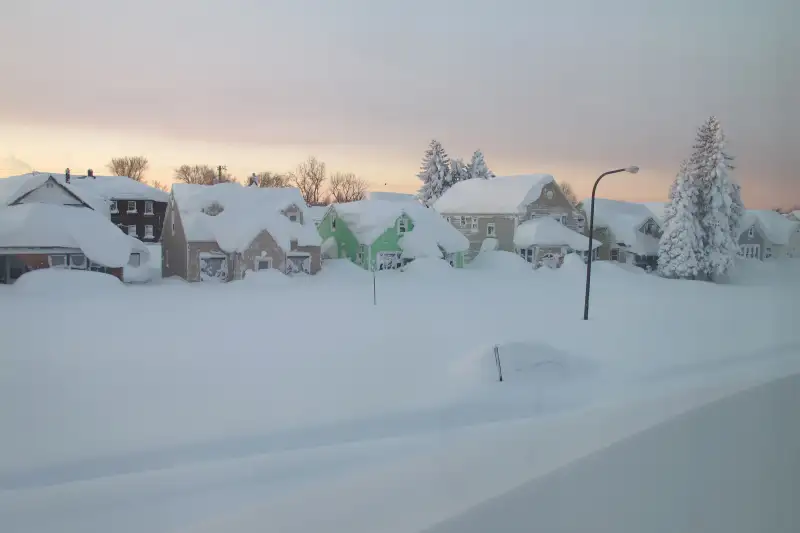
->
[292,243,322,274]
[14,181,86,207]
[525,182,584,233]
[738,225,766,260]
[443,214,517,261]
[111,199,168,242]
[586,226,614,260]
[187,241,232,281]
[161,200,189,279]
[237,230,286,279]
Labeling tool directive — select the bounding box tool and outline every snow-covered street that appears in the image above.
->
[0,256,798,533]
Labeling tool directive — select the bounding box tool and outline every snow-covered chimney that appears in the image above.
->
[65,168,71,184]
[88,169,94,178]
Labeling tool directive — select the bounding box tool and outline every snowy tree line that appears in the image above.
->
[658,116,744,281]
[416,140,495,206]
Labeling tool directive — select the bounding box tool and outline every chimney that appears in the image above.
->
[88,169,94,178]
[65,168,71,184]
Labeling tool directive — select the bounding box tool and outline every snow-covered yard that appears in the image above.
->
[0,256,797,533]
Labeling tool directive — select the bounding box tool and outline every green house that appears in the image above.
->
[318,199,468,270]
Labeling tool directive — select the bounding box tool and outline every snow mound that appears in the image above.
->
[480,238,499,252]
[401,258,453,277]
[514,217,601,251]
[560,253,587,273]
[12,269,123,294]
[239,269,292,287]
[453,341,598,384]
[468,251,532,273]
[316,259,369,281]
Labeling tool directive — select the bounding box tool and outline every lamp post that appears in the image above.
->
[583,166,639,321]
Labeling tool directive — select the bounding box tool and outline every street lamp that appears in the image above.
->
[583,166,639,321]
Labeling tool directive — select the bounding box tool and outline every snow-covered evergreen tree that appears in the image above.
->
[417,139,452,206]
[660,159,688,230]
[465,150,494,180]
[689,116,739,278]
[657,168,705,279]
[449,158,469,185]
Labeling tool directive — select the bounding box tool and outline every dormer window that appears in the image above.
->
[397,216,408,234]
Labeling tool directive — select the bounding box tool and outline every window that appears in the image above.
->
[487,222,496,237]
[331,217,337,231]
[110,200,118,214]
[748,226,755,238]
[289,214,297,222]
[554,214,567,225]
[445,216,451,223]
[398,216,408,234]
[69,254,86,269]
[357,244,366,264]
[256,257,272,270]
[610,248,620,261]
[127,225,137,236]
[49,254,67,268]
[127,201,137,213]
[144,201,154,215]
[144,225,154,239]
[460,216,466,226]
[470,217,478,232]
[765,248,772,259]
[128,253,141,267]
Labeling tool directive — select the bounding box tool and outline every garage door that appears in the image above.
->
[739,244,760,260]
[376,251,401,270]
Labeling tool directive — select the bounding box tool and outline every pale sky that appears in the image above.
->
[1,0,797,207]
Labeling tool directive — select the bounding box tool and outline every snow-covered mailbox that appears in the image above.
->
[0,173,145,284]
[162,183,322,282]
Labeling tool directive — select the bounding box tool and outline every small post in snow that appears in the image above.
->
[371,246,377,306]
[493,344,503,382]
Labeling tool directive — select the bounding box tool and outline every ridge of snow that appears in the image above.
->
[173,183,320,252]
[333,199,469,254]
[514,217,601,251]
[0,203,135,267]
[433,174,555,214]
[365,191,419,203]
[739,210,799,245]
[2,172,168,203]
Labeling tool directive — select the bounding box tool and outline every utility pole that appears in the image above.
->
[217,165,227,184]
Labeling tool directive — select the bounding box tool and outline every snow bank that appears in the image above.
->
[11,269,123,294]
[0,203,135,267]
[560,253,587,273]
[173,183,320,251]
[316,258,370,281]
[239,269,292,287]
[514,217,601,250]
[434,174,555,214]
[467,251,532,273]
[480,238,499,252]
[401,257,453,277]
[335,199,468,253]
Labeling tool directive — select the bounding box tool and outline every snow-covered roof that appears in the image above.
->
[332,199,469,254]
[514,217,602,251]
[3,172,168,202]
[172,183,320,252]
[365,191,420,203]
[0,173,109,212]
[433,174,555,214]
[0,203,136,267]
[584,198,660,252]
[307,205,329,222]
[739,210,799,245]
[643,202,669,224]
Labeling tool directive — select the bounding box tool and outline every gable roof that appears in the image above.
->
[584,198,661,254]
[0,173,106,211]
[514,217,602,251]
[0,203,136,267]
[433,174,555,214]
[331,199,469,254]
[3,172,168,203]
[172,183,320,252]
[643,202,669,224]
[739,210,799,245]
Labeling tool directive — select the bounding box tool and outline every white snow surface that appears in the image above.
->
[334,199,468,253]
[514,217,601,250]
[0,172,109,212]
[739,209,799,245]
[10,268,124,294]
[467,250,532,273]
[0,259,798,533]
[0,203,136,267]
[365,191,419,203]
[643,201,668,223]
[584,198,660,254]
[433,174,555,214]
[3,172,168,203]
[173,183,320,251]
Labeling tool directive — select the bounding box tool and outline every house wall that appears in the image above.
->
[525,181,584,233]
[161,200,189,279]
[319,209,361,265]
[14,182,86,207]
[111,199,168,242]
[292,243,322,274]
[738,225,766,260]
[237,229,286,279]
[187,242,232,281]
[0,252,122,283]
[443,214,517,261]
[788,230,800,258]
[586,226,614,260]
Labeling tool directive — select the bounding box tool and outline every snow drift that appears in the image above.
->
[11,269,124,295]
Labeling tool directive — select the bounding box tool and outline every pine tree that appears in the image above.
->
[465,150,494,180]
[690,116,739,279]
[657,168,705,279]
[416,139,452,206]
[450,158,469,185]
[661,159,688,229]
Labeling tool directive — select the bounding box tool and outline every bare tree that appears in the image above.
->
[107,156,149,182]
[150,180,169,192]
[560,182,579,206]
[173,164,237,185]
[291,157,326,205]
[257,171,291,188]
[329,172,368,203]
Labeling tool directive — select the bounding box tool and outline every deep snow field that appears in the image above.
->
[0,254,798,533]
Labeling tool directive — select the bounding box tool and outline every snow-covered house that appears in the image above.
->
[306,205,329,228]
[433,174,588,264]
[5,171,169,242]
[737,210,800,260]
[0,173,146,283]
[785,211,800,223]
[514,217,602,268]
[582,198,663,270]
[317,199,469,269]
[162,183,321,281]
